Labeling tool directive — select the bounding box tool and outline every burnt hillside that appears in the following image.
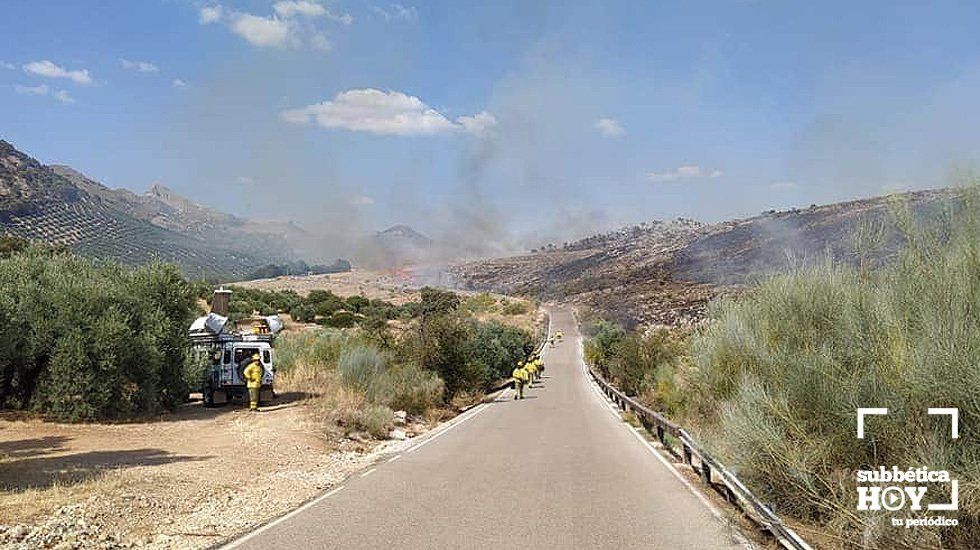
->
[453,188,960,327]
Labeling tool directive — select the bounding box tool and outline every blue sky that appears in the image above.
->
[4,1,980,252]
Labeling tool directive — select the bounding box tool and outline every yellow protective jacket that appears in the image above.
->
[512,367,527,383]
[526,362,537,376]
[243,361,263,389]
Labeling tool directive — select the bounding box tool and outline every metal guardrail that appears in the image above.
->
[588,367,812,550]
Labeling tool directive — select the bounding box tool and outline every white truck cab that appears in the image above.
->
[189,305,282,408]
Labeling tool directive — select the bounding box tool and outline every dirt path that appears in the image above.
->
[0,397,399,549]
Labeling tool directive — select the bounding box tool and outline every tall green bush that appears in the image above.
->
[687,191,980,548]
[0,247,196,421]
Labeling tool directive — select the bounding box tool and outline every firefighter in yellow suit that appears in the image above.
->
[243,353,263,412]
[525,360,537,388]
[533,356,544,380]
[512,362,527,400]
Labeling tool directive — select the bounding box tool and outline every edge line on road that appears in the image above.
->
[220,308,555,549]
[221,484,346,549]
[406,400,491,454]
[577,336,755,549]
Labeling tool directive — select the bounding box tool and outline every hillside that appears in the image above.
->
[452,188,961,327]
[0,140,293,279]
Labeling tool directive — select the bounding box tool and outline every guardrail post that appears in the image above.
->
[700,461,712,485]
[682,444,692,465]
[656,425,665,445]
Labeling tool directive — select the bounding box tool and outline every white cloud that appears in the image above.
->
[594,117,625,137]
[53,90,74,104]
[199,2,347,49]
[349,194,375,206]
[15,84,73,103]
[648,164,723,182]
[237,176,257,185]
[0,61,14,70]
[231,13,292,47]
[281,88,493,137]
[172,79,189,89]
[274,0,350,23]
[457,111,497,137]
[199,5,223,24]
[273,1,325,18]
[769,181,799,190]
[120,59,159,73]
[23,60,93,85]
[371,4,418,22]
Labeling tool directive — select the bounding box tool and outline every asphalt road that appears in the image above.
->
[228,306,747,549]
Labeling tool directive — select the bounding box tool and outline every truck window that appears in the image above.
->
[223,349,231,364]
[262,350,271,364]
[235,348,258,365]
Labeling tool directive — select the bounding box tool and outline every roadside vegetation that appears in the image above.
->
[0,239,538,430]
[275,287,536,438]
[0,243,197,421]
[584,189,980,548]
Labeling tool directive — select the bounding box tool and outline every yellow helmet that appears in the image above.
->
[252,353,260,360]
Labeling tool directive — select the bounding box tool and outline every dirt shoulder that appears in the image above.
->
[0,396,411,549]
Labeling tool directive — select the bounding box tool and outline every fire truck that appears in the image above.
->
[189,289,282,407]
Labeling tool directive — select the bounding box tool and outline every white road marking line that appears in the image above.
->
[623,424,724,518]
[360,468,377,478]
[577,339,756,548]
[221,485,346,549]
[406,310,554,454]
[406,401,490,454]
[624,425,756,549]
[224,311,554,548]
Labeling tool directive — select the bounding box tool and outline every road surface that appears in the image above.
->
[229,307,747,549]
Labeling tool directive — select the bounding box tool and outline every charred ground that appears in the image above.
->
[452,188,961,327]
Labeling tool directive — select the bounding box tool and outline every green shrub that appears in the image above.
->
[468,320,534,383]
[356,404,393,438]
[345,295,370,314]
[0,248,195,421]
[583,318,626,377]
[605,329,683,396]
[274,328,349,385]
[501,301,529,315]
[370,364,444,415]
[290,303,316,323]
[320,310,357,328]
[461,293,497,313]
[338,345,387,392]
[686,191,980,548]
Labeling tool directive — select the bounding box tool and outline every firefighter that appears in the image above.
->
[512,362,527,400]
[243,353,263,412]
[525,360,537,388]
[533,356,544,380]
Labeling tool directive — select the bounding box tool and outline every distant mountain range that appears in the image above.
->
[0,139,304,279]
